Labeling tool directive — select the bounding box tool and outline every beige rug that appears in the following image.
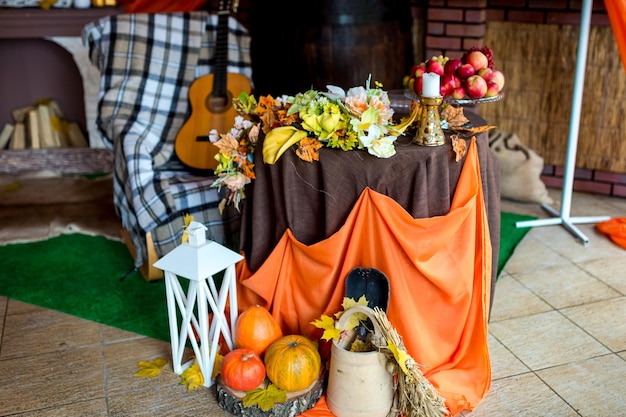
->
[0,171,120,245]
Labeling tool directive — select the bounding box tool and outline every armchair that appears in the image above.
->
[82,12,252,280]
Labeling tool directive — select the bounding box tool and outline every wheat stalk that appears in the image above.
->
[371,307,450,417]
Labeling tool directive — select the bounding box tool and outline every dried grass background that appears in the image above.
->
[481,21,626,173]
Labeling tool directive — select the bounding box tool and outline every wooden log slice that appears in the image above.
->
[216,373,325,417]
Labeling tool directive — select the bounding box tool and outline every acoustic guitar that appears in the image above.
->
[175,0,252,170]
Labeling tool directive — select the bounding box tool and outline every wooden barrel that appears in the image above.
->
[301,0,413,91]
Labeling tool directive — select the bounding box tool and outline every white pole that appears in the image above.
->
[516,0,610,244]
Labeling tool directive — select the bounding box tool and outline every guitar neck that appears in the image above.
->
[212,10,230,98]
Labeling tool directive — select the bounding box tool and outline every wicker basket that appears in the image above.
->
[0,0,72,7]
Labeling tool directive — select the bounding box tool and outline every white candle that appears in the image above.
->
[422,72,440,98]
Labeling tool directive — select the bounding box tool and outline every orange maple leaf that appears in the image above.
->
[296,137,324,162]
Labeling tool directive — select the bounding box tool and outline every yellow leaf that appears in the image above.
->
[337,296,370,330]
[134,357,167,378]
[181,213,194,244]
[341,295,369,312]
[242,383,287,411]
[212,351,224,380]
[387,339,411,377]
[311,315,341,341]
[180,362,204,390]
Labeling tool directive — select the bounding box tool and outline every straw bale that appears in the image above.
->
[482,21,626,173]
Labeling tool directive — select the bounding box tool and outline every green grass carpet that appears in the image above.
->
[0,213,534,340]
[498,211,536,276]
[0,234,170,341]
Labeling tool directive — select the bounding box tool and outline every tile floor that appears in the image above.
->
[1,187,625,416]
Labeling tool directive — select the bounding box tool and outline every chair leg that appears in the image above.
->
[119,228,164,281]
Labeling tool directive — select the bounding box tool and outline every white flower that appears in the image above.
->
[360,124,396,158]
[208,129,219,143]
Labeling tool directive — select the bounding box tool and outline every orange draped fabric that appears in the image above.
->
[236,139,492,415]
[596,217,626,249]
[606,0,626,72]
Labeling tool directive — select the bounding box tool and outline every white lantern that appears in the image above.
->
[153,221,243,387]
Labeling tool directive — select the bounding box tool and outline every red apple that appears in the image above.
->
[412,64,427,78]
[478,67,494,81]
[485,80,500,97]
[491,70,505,91]
[457,63,475,79]
[464,50,489,72]
[450,87,466,100]
[444,58,462,75]
[426,59,444,76]
[413,76,423,95]
[464,75,487,99]
[441,74,461,94]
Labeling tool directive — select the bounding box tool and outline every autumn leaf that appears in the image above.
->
[296,137,324,162]
[341,295,369,312]
[212,351,224,380]
[242,383,287,411]
[387,340,411,377]
[310,314,341,341]
[181,213,194,244]
[337,296,370,330]
[450,134,468,162]
[180,362,204,390]
[311,296,371,342]
[457,125,497,133]
[441,105,469,128]
[134,358,167,378]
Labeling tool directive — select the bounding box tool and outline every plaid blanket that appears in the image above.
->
[82,12,251,268]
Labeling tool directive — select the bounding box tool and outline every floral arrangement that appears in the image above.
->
[209,76,418,212]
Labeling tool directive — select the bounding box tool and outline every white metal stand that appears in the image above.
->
[516,0,610,244]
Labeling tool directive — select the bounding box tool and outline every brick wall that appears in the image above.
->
[410,0,626,199]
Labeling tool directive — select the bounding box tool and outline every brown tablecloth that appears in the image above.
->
[240,112,501,303]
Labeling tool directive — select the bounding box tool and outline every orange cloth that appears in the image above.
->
[596,217,626,249]
[606,0,626,72]
[236,139,492,415]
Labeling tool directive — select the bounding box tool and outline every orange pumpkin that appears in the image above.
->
[235,305,283,357]
[264,335,321,392]
[220,348,266,392]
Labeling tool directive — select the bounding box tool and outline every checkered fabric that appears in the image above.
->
[82,12,251,268]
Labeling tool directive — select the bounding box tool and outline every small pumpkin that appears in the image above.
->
[220,348,266,392]
[235,305,283,357]
[264,334,321,392]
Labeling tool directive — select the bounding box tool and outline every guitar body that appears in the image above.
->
[175,72,251,170]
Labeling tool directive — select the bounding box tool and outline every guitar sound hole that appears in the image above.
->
[205,92,232,114]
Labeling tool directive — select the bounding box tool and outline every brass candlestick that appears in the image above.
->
[414,95,444,146]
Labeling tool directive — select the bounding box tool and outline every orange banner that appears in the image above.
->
[606,0,626,72]
[236,139,492,415]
